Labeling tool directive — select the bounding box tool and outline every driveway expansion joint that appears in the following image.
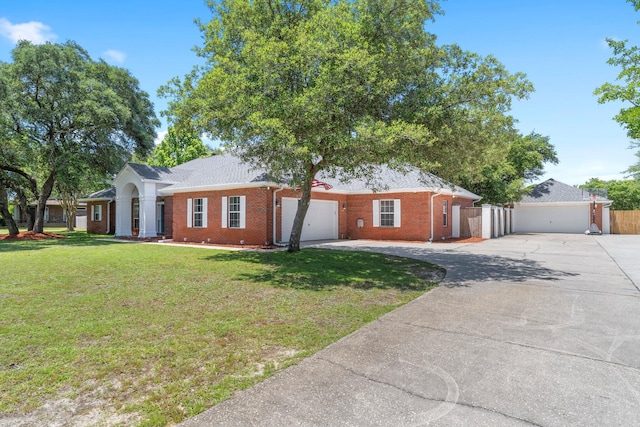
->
[389,319,640,373]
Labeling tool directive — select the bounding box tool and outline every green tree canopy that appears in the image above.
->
[457,132,558,204]
[581,177,640,210]
[594,0,640,179]
[161,0,533,251]
[0,40,159,233]
[148,127,211,167]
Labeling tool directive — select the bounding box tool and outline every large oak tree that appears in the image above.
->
[595,0,640,179]
[162,0,533,251]
[0,41,158,234]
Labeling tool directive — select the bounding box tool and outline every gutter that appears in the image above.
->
[107,200,113,234]
[272,186,287,246]
[429,191,441,242]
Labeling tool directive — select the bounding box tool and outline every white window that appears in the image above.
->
[222,196,246,229]
[373,199,401,228]
[91,204,102,222]
[193,198,204,227]
[133,200,140,230]
[44,207,49,222]
[380,200,395,227]
[443,200,448,227]
[187,198,208,228]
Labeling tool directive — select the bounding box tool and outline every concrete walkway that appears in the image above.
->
[181,234,640,426]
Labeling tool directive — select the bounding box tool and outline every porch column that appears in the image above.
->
[115,196,132,237]
[499,206,505,236]
[451,205,461,238]
[481,204,492,239]
[138,193,158,238]
[505,208,512,234]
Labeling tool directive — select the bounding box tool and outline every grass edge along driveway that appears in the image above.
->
[0,231,444,426]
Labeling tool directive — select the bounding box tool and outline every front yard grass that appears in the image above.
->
[0,231,444,426]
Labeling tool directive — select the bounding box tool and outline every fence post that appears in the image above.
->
[452,205,461,238]
[482,204,492,239]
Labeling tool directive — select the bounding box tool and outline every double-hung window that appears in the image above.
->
[187,198,208,228]
[228,196,241,228]
[193,198,204,227]
[380,200,395,227]
[443,200,448,227]
[91,204,102,222]
[222,196,246,229]
[373,199,401,228]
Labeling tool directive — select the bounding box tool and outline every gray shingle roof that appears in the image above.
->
[122,153,480,199]
[520,179,603,203]
[82,187,116,200]
[126,163,193,183]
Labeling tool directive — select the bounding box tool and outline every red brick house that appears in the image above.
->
[83,154,481,244]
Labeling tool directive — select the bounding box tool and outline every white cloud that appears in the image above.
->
[0,17,57,44]
[102,49,126,63]
[154,130,168,146]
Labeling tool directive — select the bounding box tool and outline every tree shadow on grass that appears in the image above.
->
[0,233,124,253]
[202,249,441,292]
[300,244,580,288]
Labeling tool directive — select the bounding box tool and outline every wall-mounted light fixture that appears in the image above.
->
[275,200,280,207]
[342,203,346,210]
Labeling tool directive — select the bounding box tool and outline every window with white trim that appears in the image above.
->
[193,198,204,227]
[373,199,401,228]
[133,200,140,230]
[228,196,241,228]
[380,200,395,227]
[91,204,102,222]
[221,196,246,229]
[44,207,49,222]
[443,200,448,227]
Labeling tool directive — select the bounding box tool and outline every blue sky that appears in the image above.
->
[1,0,638,186]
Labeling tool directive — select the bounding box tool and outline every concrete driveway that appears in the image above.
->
[181,234,640,426]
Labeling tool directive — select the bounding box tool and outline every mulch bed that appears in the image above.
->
[0,231,67,241]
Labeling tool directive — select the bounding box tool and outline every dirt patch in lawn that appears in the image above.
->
[0,231,66,241]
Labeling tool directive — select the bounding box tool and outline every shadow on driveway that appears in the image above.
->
[308,243,579,286]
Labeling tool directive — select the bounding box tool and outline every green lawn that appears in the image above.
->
[0,230,444,426]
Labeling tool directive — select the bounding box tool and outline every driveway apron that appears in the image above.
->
[181,234,640,426]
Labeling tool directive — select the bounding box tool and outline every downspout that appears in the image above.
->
[429,190,440,242]
[107,200,112,234]
[273,186,287,246]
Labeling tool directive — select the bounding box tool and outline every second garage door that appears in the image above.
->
[515,204,590,233]
[281,198,338,242]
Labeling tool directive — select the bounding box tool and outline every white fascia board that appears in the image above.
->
[160,181,282,195]
[326,187,456,196]
[77,197,114,202]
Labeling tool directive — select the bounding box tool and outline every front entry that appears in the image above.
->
[156,202,165,235]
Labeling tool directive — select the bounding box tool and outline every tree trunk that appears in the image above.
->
[0,182,19,236]
[58,192,79,232]
[33,172,55,234]
[16,189,34,231]
[287,176,314,253]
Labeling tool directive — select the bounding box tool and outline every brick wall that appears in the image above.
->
[172,187,274,245]
[86,201,109,234]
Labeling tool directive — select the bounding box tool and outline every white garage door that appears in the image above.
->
[515,204,590,233]
[281,198,338,242]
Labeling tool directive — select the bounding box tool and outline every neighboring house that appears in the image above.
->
[13,199,85,228]
[514,179,612,234]
[84,153,482,244]
[80,188,116,234]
